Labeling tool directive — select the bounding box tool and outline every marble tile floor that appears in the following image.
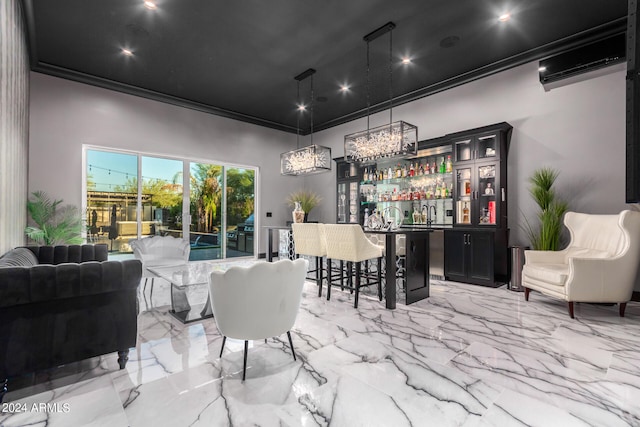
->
[1,271,639,426]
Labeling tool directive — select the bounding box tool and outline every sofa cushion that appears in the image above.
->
[0,248,39,267]
[522,263,569,286]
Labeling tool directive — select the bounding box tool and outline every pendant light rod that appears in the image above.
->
[294,68,316,81]
[363,21,395,42]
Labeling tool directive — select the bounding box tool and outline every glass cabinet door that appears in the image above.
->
[476,164,497,226]
[349,181,358,223]
[454,139,473,163]
[337,182,347,223]
[476,134,498,160]
[455,167,472,225]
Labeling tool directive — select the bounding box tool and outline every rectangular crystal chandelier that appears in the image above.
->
[344,120,417,163]
[280,144,332,175]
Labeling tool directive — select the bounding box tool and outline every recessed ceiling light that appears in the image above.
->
[340,84,350,92]
[538,66,547,72]
[122,48,134,56]
[401,57,411,64]
[297,104,306,112]
[144,1,157,10]
[498,13,511,22]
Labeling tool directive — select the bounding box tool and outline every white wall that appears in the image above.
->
[29,73,301,253]
[306,61,632,247]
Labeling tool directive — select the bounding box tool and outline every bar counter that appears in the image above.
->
[366,228,432,309]
[264,224,433,310]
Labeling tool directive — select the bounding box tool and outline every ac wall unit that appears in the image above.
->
[539,33,625,84]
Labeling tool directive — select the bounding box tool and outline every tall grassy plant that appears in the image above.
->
[25,191,83,245]
[522,168,568,250]
[286,189,322,213]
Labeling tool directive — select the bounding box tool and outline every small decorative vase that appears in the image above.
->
[292,201,305,223]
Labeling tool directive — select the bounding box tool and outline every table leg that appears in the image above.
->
[171,283,192,313]
[267,229,274,262]
[200,294,213,318]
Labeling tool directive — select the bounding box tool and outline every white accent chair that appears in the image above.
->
[209,258,308,381]
[291,223,327,297]
[522,210,640,318]
[130,236,190,300]
[323,224,384,308]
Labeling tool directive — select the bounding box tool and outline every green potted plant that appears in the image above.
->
[286,189,322,222]
[25,190,83,245]
[522,167,569,250]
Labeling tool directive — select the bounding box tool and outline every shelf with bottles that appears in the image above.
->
[361,154,453,185]
[360,181,453,204]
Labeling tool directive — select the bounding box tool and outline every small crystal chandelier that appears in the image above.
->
[344,22,417,164]
[281,69,331,176]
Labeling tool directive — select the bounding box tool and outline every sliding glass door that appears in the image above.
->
[85,148,256,260]
[86,150,138,253]
[189,162,223,260]
[225,167,255,258]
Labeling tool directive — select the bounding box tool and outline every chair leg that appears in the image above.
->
[317,257,324,298]
[117,350,129,369]
[143,277,148,293]
[340,260,345,290]
[1,379,8,404]
[348,262,354,294]
[327,259,332,301]
[568,301,575,319]
[149,278,155,302]
[524,287,530,301]
[354,262,361,308]
[287,331,297,361]
[377,257,383,301]
[219,336,227,357]
[242,340,248,381]
[620,302,627,317]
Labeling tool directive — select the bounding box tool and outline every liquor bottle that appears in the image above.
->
[409,163,415,177]
[440,157,446,174]
[431,161,436,174]
[446,155,452,173]
[418,163,424,176]
[462,202,470,223]
[391,188,398,201]
[412,208,421,224]
[387,167,392,180]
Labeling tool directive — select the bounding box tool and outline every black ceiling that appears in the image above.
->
[24,0,627,134]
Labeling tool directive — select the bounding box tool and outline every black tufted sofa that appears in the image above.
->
[0,244,142,402]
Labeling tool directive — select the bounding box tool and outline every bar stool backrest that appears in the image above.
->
[292,223,327,257]
[324,224,383,263]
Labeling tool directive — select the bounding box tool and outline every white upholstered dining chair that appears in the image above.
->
[522,210,640,318]
[208,258,308,381]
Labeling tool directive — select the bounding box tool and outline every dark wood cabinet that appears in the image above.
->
[445,122,512,286]
[444,230,494,286]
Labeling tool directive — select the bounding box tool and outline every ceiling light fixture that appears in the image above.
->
[538,66,547,72]
[402,57,411,64]
[498,13,511,22]
[143,1,157,10]
[340,84,350,92]
[344,22,417,164]
[121,48,134,56]
[280,69,332,176]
